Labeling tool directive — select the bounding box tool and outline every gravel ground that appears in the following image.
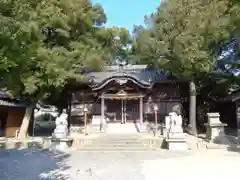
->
[0,148,239,180]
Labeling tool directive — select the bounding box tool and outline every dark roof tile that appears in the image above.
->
[0,99,27,107]
[88,65,170,85]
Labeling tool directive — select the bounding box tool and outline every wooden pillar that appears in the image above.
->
[67,93,72,131]
[84,109,88,135]
[100,94,105,132]
[121,99,124,124]
[139,96,143,126]
[124,99,127,124]
[29,108,35,136]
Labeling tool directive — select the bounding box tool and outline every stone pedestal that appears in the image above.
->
[137,122,148,133]
[42,137,51,149]
[92,115,101,125]
[51,111,72,151]
[165,135,188,151]
[165,112,188,151]
[166,139,188,151]
[51,138,72,151]
[100,116,107,133]
[164,116,170,136]
[71,137,84,149]
[205,113,227,144]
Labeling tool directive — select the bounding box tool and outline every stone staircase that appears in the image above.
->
[73,123,162,151]
[105,123,138,134]
[75,135,163,151]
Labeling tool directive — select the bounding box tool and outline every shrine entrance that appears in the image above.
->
[105,99,140,124]
[100,90,144,126]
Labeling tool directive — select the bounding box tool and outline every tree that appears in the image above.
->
[0,0,113,139]
[104,26,132,65]
[132,0,240,134]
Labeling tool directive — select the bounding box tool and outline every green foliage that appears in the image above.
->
[132,0,240,81]
[0,0,114,99]
[104,26,132,65]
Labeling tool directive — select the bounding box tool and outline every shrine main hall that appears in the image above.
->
[69,64,188,132]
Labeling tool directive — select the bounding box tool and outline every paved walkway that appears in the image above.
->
[0,148,239,180]
[143,150,240,180]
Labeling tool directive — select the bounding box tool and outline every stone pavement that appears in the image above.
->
[0,148,239,180]
[142,150,240,180]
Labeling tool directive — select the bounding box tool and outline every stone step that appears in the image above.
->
[83,141,143,145]
[81,142,160,150]
[206,143,228,149]
[76,147,157,151]
[105,123,138,134]
[86,137,142,141]
[83,144,148,149]
[83,139,160,146]
[86,137,140,140]
[83,141,146,146]
[71,133,164,151]
[83,139,145,146]
[85,138,142,141]
[75,136,147,142]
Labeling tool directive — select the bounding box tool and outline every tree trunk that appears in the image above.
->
[189,80,197,135]
[234,30,240,48]
[18,106,33,140]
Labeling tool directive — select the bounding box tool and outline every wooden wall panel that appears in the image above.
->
[151,84,181,101]
[5,107,25,137]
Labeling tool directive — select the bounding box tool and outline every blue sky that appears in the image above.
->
[91,0,160,32]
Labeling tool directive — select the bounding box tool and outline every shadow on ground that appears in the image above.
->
[213,129,240,153]
[199,134,240,153]
[226,136,240,153]
[0,148,71,180]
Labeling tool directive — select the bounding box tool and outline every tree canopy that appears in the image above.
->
[2,0,240,100]
[0,0,130,100]
[103,26,132,65]
[132,0,240,83]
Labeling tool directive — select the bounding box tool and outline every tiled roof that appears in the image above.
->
[0,91,9,99]
[87,65,171,86]
[0,99,27,107]
[0,91,28,102]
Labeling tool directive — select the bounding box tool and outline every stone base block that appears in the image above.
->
[166,138,188,151]
[211,136,229,145]
[168,133,185,139]
[51,142,68,151]
[51,138,72,151]
[42,137,51,149]
[205,123,227,142]
[136,123,148,133]
[71,138,84,149]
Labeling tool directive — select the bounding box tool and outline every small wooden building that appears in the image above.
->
[70,64,188,127]
[0,92,27,137]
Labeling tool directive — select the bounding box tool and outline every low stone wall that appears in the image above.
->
[186,134,240,151]
[0,137,51,149]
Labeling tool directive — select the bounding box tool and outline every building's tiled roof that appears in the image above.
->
[0,91,28,107]
[0,91,9,99]
[87,65,171,86]
[0,99,27,107]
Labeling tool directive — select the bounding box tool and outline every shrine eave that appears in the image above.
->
[72,64,187,91]
[90,74,152,91]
